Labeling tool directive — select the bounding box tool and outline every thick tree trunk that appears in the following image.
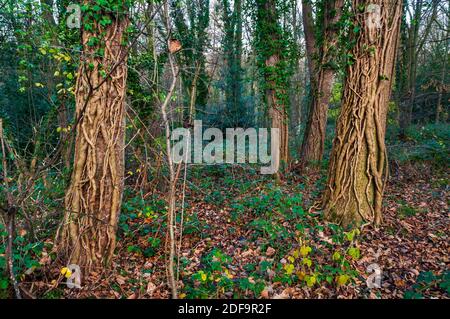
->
[59,4,129,271]
[299,0,343,168]
[322,0,402,226]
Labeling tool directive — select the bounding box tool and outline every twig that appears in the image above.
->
[161,0,181,299]
[0,119,22,299]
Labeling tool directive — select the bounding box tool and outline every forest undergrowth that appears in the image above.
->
[2,125,448,299]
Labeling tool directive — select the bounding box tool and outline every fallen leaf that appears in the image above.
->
[265,247,276,257]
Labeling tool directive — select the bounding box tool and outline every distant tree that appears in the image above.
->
[222,0,244,127]
[171,0,210,125]
[396,0,439,134]
[299,0,344,169]
[255,0,290,178]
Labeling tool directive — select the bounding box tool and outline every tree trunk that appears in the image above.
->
[299,0,344,169]
[301,0,317,77]
[266,54,289,176]
[300,68,334,166]
[256,0,290,176]
[289,1,302,134]
[322,0,402,226]
[59,2,129,271]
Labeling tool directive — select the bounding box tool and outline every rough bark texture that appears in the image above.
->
[59,5,129,271]
[299,0,344,168]
[322,0,402,226]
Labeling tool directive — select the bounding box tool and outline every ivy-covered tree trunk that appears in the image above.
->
[299,0,344,169]
[322,0,402,226]
[59,1,129,271]
[256,0,290,176]
[266,54,289,174]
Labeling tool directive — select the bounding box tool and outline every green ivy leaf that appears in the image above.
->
[348,247,360,260]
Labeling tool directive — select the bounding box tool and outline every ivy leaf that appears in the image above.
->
[337,274,350,286]
[302,258,312,267]
[305,275,317,287]
[300,245,312,257]
[348,247,360,260]
[284,264,295,275]
[0,278,8,290]
[332,251,341,261]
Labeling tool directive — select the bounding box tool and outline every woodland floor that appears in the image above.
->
[23,163,449,299]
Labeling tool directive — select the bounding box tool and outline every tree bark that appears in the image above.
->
[301,0,317,77]
[300,67,334,166]
[322,0,402,226]
[59,2,129,271]
[299,0,344,169]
